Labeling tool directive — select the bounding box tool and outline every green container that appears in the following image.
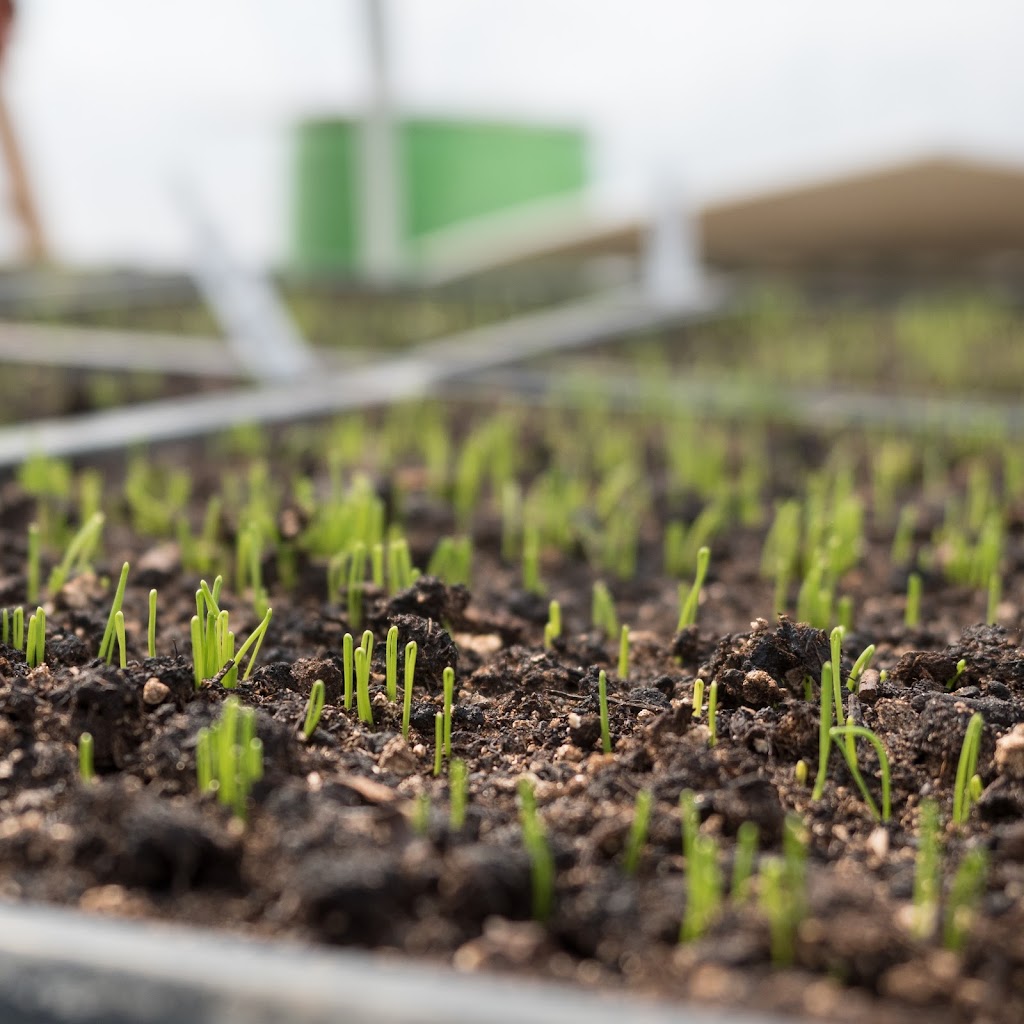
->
[292,117,587,274]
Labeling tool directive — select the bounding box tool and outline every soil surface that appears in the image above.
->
[0,405,1023,1024]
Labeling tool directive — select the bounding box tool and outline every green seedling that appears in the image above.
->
[79,732,95,784]
[760,815,808,966]
[905,571,922,628]
[26,522,40,606]
[912,798,941,940]
[402,641,417,740]
[830,626,845,726]
[987,572,1001,625]
[829,725,892,821]
[543,600,561,650]
[347,541,367,631]
[522,525,544,596]
[195,697,263,820]
[518,777,555,922]
[433,712,443,776]
[191,601,272,691]
[48,511,105,595]
[442,665,455,757]
[303,679,326,740]
[623,789,652,876]
[412,791,431,837]
[112,610,127,669]
[677,545,710,630]
[795,759,809,786]
[812,661,834,801]
[385,624,399,701]
[343,632,354,709]
[25,607,45,668]
[946,658,967,691]
[591,580,619,641]
[598,669,612,754]
[953,713,984,827]
[707,680,719,748]
[891,504,917,568]
[837,594,854,632]
[97,562,130,661]
[848,644,875,690]
[617,624,630,679]
[692,677,705,719]
[147,589,157,658]
[355,643,374,726]
[944,847,988,952]
[731,821,759,903]
[13,606,23,651]
[1,607,6,646]
[679,789,721,942]
[449,758,468,830]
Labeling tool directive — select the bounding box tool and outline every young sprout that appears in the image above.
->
[795,759,808,786]
[412,791,431,837]
[1,607,7,646]
[26,522,40,606]
[623,789,653,876]
[953,713,984,827]
[591,580,619,642]
[692,677,705,719]
[433,712,443,776]
[343,632,354,710]
[355,646,374,726]
[986,572,1001,626]
[196,697,262,820]
[147,589,158,659]
[543,600,561,650]
[13,606,23,652]
[617,624,630,679]
[190,616,204,689]
[811,661,834,801]
[522,525,544,596]
[402,641,417,740]
[912,799,941,940]
[449,758,468,830]
[848,644,875,691]
[78,732,95,784]
[598,669,612,754]
[385,624,399,702]
[946,658,967,692]
[836,595,853,633]
[25,607,45,668]
[47,511,104,595]
[731,821,759,903]
[442,666,455,758]
[677,545,710,630]
[347,542,367,631]
[517,777,555,922]
[112,610,127,669]
[905,571,922,628]
[681,833,722,942]
[303,679,326,740]
[97,562,130,661]
[759,858,795,966]
[830,626,845,727]
[944,847,988,952]
[829,725,892,822]
[707,680,719,748]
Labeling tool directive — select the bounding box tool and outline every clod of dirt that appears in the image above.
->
[374,576,470,630]
[995,724,1024,780]
[292,655,345,704]
[69,667,145,770]
[708,775,785,843]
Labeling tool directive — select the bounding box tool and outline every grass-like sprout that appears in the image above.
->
[829,725,892,821]
[47,511,104,595]
[347,541,367,631]
[13,606,23,651]
[385,624,399,701]
[522,525,544,596]
[78,732,95,784]
[830,626,845,726]
[449,758,468,830]
[191,598,272,691]
[412,791,431,837]
[707,680,720,747]
[543,599,561,650]
[944,847,988,952]
[617,624,630,679]
[303,679,326,740]
[953,712,984,827]
[692,677,705,719]
[795,759,808,786]
[355,635,374,726]
[112,610,127,669]
[623,789,652,876]
[731,821,759,903]
[890,504,916,568]
[987,572,1001,625]
[598,669,612,754]
[147,589,157,658]
[196,697,263,820]
[343,632,354,709]
[26,522,40,606]
[847,643,875,691]
[759,815,808,966]
[97,561,130,661]
[946,657,967,691]
[517,777,555,922]
[677,545,710,630]
[402,641,417,740]
[811,661,834,801]
[912,798,941,940]
[905,571,922,628]
[25,607,45,668]
[837,594,853,632]
[433,712,443,776]
[591,580,619,641]
[442,666,455,757]
[681,834,722,942]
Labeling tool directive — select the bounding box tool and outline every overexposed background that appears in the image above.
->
[4,0,1024,266]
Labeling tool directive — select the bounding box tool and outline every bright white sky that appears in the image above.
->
[5,0,1024,266]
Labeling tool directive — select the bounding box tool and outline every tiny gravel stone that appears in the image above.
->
[995,724,1024,780]
[142,678,171,706]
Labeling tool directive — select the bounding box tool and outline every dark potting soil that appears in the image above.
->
[0,439,1023,1024]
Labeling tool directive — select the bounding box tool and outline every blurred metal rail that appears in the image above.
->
[0,286,720,466]
[0,900,787,1024]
